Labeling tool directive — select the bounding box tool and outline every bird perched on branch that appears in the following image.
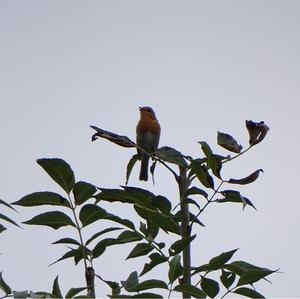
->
[136,107,161,181]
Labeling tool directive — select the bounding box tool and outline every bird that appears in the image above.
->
[136,106,161,181]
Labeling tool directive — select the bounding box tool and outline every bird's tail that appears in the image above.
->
[139,157,149,181]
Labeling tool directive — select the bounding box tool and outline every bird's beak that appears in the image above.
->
[139,107,142,111]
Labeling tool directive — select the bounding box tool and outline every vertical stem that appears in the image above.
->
[178,166,191,299]
[68,195,95,298]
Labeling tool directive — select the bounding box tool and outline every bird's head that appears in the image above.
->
[139,106,157,120]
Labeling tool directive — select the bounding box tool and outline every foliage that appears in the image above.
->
[0,120,278,298]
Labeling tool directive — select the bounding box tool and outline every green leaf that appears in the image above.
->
[0,272,12,295]
[134,206,159,239]
[208,249,239,271]
[121,271,139,291]
[140,253,168,276]
[102,280,121,296]
[0,224,6,233]
[0,213,20,227]
[52,237,81,246]
[85,227,122,246]
[234,287,265,298]
[110,293,163,298]
[126,154,139,185]
[185,187,208,199]
[152,212,180,235]
[228,169,263,185]
[37,158,75,193]
[217,132,243,153]
[191,264,209,275]
[65,287,86,298]
[79,204,107,227]
[0,199,17,211]
[246,120,269,146]
[52,275,63,298]
[128,279,168,292]
[23,211,76,230]
[200,276,219,298]
[49,247,85,266]
[13,192,70,208]
[49,249,79,267]
[190,160,214,189]
[156,146,188,167]
[219,190,256,210]
[116,230,143,243]
[92,238,115,259]
[105,213,135,230]
[224,260,261,276]
[169,235,196,256]
[151,195,172,214]
[73,181,97,205]
[127,243,154,259]
[199,141,223,178]
[174,283,206,298]
[220,269,236,289]
[237,268,277,286]
[168,255,183,284]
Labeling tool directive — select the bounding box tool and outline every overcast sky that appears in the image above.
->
[1,1,299,298]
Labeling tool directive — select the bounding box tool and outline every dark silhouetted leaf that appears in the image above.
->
[49,249,78,266]
[150,210,181,235]
[140,253,168,276]
[228,169,263,185]
[127,243,154,259]
[200,276,219,298]
[174,283,206,298]
[105,213,135,230]
[0,224,6,233]
[168,255,183,284]
[110,293,163,298]
[0,272,11,295]
[199,141,223,178]
[13,192,70,208]
[220,269,236,289]
[23,211,75,230]
[192,264,209,275]
[52,276,63,299]
[73,181,97,205]
[126,154,139,185]
[190,160,214,189]
[208,249,239,270]
[90,125,136,147]
[156,146,188,167]
[65,287,86,298]
[92,238,115,259]
[121,271,139,291]
[116,230,143,243]
[234,287,265,298]
[185,187,208,199]
[37,158,75,193]
[85,227,122,246]
[128,279,168,292]
[79,204,107,227]
[52,237,81,246]
[0,199,17,211]
[151,195,172,214]
[0,213,20,227]
[217,132,243,153]
[169,235,196,256]
[219,190,256,210]
[237,268,278,286]
[246,120,269,146]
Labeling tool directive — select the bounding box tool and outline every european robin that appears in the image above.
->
[136,107,161,181]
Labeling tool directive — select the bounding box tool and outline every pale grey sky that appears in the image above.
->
[1,1,299,298]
